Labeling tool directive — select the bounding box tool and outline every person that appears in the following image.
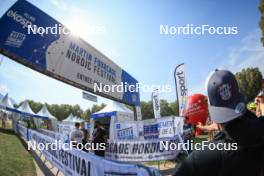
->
[174,69,264,176]
[70,122,84,148]
[92,121,106,157]
[256,91,264,117]
[80,122,89,152]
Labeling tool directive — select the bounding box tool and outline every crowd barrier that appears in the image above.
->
[16,124,160,176]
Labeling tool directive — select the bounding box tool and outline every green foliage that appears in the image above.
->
[235,67,263,102]
[160,99,173,116]
[140,101,154,120]
[260,0,264,45]
[140,100,179,120]
[91,103,106,113]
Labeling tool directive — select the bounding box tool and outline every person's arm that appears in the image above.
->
[196,122,218,132]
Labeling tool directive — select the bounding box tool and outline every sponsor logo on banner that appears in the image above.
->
[143,124,159,139]
[174,63,188,116]
[117,127,134,140]
[114,122,138,140]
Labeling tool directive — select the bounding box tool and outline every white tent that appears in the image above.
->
[37,105,57,120]
[90,101,134,139]
[91,101,134,121]
[0,94,15,112]
[73,116,85,123]
[36,105,58,130]
[62,113,74,123]
[63,113,85,123]
[17,100,35,117]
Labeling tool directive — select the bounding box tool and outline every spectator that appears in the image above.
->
[70,122,83,148]
[80,122,89,152]
[174,69,264,176]
[92,121,106,157]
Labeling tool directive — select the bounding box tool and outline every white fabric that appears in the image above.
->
[62,113,74,122]
[62,114,85,123]
[17,100,35,115]
[0,94,14,109]
[37,105,57,120]
[93,101,133,115]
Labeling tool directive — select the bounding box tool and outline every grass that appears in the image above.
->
[0,127,36,176]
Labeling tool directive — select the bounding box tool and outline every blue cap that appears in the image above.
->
[206,69,246,123]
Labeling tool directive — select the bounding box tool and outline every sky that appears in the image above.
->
[0,0,263,111]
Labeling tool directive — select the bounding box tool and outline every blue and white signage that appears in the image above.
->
[0,0,140,106]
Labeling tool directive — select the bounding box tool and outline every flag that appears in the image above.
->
[152,89,161,119]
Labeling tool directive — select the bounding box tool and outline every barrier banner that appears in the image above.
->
[37,128,60,140]
[105,137,181,162]
[113,116,180,140]
[17,123,28,140]
[27,129,159,176]
[58,124,74,143]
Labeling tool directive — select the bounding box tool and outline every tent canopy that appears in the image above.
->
[62,113,74,122]
[17,100,35,116]
[36,105,57,120]
[0,94,15,111]
[62,113,85,123]
[91,101,133,119]
[16,100,47,119]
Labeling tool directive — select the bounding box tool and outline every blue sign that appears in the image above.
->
[143,124,159,139]
[0,0,140,106]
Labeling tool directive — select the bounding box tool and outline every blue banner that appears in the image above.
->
[0,0,140,106]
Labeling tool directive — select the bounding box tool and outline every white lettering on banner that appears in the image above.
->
[106,137,181,162]
[7,10,33,29]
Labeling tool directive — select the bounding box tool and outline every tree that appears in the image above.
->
[235,67,263,102]
[91,103,106,113]
[160,99,173,116]
[28,100,43,113]
[169,101,179,116]
[140,101,154,119]
[260,0,264,45]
